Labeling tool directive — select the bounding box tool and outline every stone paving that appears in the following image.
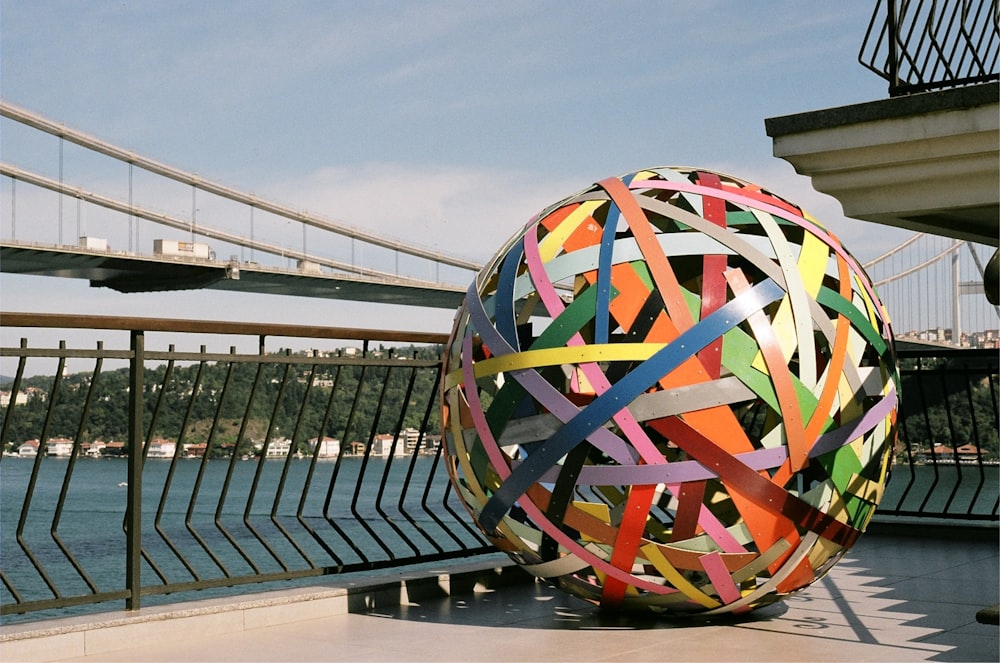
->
[2,525,997,662]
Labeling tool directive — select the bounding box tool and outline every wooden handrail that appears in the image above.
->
[0,312,450,345]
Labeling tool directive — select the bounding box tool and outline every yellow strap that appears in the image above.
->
[537,200,604,262]
[845,472,884,503]
[640,543,721,609]
[852,272,883,328]
[806,536,844,573]
[750,215,828,390]
[471,342,668,379]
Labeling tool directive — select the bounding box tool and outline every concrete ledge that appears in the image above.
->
[867,518,999,541]
[762,81,999,244]
[0,558,532,662]
[765,82,999,136]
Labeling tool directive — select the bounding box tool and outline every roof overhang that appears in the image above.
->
[765,82,998,246]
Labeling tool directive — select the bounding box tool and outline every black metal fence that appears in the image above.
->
[1,313,491,621]
[1,315,997,623]
[859,0,1000,95]
[879,347,999,520]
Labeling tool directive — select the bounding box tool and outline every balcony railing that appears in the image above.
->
[1,315,996,623]
[1,313,491,621]
[859,0,1000,95]
[879,347,999,520]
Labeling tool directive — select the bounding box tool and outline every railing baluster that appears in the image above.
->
[214,342,266,573]
[184,350,236,577]
[243,353,293,571]
[860,0,999,95]
[350,363,397,560]
[915,356,942,515]
[987,369,1000,518]
[0,340,28,468]
[399,357,450,553]
[373,361,422,557]
[50,346,103,594]
[939,362,964,514]
[15,344,68,600]
[297,362,347,568]
[269,359,318,568]
[324,361,373,564]
[138,349,175,586]
[2,313,501,620]
[152,355,207,581]
[125,330,144,611]
[962,368,988,515]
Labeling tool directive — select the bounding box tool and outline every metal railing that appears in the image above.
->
[1,313,491,621]
[2,315,996,623]
[859,0,1000,95]
[880,347,999,520]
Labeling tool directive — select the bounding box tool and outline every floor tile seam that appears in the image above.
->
[853,560,999,578]
[785,605,926,621]
[927,555,1000,574]
[732,633,953,657]
[1,560,525,643]
[825,567,927,583]
[904,622,991,645]
[880,588,996,606]
[0,588,348,642]
[876,573,960,585]
[930,619,996,634]
[746,609,946,629]
[819,583,899,596]
[733,622,955,654]
[845,609,983,627]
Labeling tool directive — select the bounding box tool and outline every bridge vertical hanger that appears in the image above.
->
[952,239,962,344]
[191,185,197,243]
[249,203,255,263]
[58,138,64,245]
[129,162,134,253]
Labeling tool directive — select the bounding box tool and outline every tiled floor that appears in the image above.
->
[6,526,998,662]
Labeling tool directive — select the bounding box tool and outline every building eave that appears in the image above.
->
[765,82,999,246]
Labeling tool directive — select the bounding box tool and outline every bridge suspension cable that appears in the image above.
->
[872,241,963,287]
[0,100,481,273]
[862,232,925,269]
[0,163,436,285]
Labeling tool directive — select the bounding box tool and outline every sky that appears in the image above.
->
[0,1,916,373]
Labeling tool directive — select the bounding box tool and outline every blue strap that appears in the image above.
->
[494,237,525,350]
[595,174,631,344]
[478,277,784,531]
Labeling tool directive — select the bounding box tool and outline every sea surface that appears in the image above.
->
[0,454,480,624]
[1,456,996,625]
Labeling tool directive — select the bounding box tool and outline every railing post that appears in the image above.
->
[126,329,144,610]
[887,0,900,95]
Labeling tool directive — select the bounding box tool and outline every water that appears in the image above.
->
[880,462,999,518]
[2,456,996,625]
[0,454,483,624]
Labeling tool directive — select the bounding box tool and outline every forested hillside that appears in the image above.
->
[4,349,996,462]
[1,345,444,455]
[897,354,999,460]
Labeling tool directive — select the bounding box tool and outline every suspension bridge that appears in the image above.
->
[0,102,478,309]
[1,101,997,345]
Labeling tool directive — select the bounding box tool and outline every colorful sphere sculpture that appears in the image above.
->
[440,167,898,615]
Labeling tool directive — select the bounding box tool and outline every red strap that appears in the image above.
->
[696,172,727,379]
[651,417,861,548]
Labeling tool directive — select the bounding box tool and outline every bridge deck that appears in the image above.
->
[0,242,467,309]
